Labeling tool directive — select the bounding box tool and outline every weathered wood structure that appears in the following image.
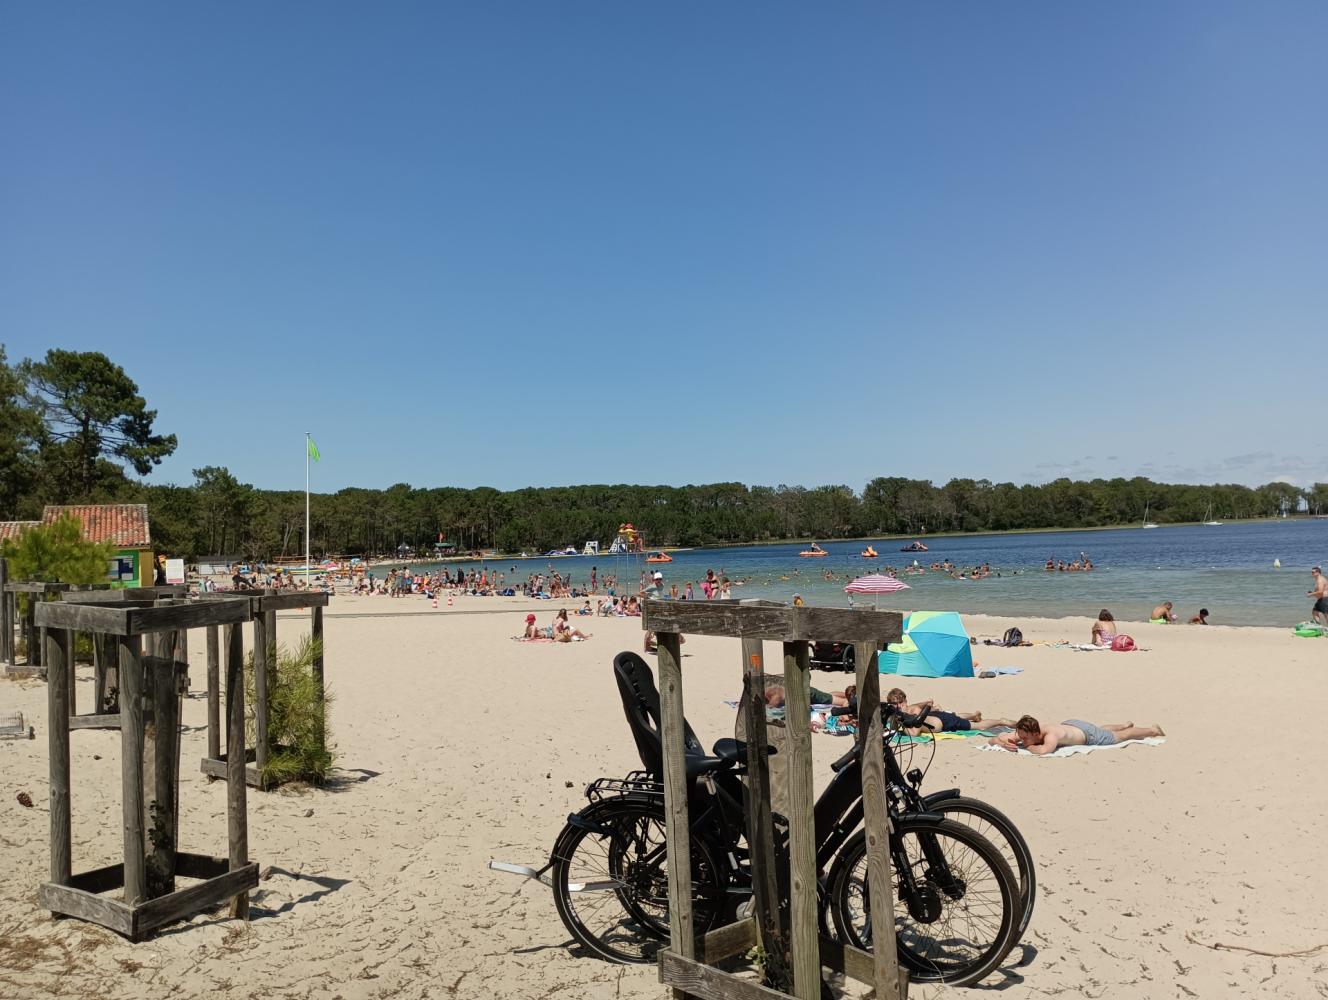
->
[199,589,329,789]
[640,599,909,1000]
[33,597,259,940]
[2,578,70,673]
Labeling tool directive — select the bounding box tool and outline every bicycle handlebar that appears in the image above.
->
[828,701,937,773]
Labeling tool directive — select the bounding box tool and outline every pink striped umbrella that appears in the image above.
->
[844,573,909,607]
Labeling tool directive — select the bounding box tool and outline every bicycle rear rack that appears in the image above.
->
[586,771,664,803]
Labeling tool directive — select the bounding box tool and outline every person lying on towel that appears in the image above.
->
[990,716,1165,754]
[884,688,1008,734]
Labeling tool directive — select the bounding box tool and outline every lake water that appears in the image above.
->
[406,520,1328,627]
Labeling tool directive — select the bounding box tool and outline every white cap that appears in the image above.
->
[653,571,664,579]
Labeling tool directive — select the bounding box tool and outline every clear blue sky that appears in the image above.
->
[3,2,1325,493]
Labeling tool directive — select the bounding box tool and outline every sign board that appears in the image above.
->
[165,559,186,586]
[108,556,137,583]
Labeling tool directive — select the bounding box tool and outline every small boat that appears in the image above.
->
[861,546,878,558]
[899,541,928,553]
[645,551,673,563]
[799,543,829,557]
[1142,502,1158,529]
[1203,503,1221,526]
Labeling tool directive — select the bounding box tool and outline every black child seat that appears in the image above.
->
[611,651,768,780]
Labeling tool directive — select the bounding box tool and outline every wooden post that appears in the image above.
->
[781,639,819,1000]
[66,628,77,715]
[120,634,147,906]
[311,605,325,753]
[656,631,697,1000]
[740,637,789,991]
[854,641,907,1000]
[144,631,179,898]
[94,634,120,713]
[0,557,9,664]
[206,625,220,762]
[252,610,269,787]
[30,597,42,667]
[46,628,72,886]
[225,623,249,919]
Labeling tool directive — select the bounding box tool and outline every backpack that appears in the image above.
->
[1111,634,1136,652]
[1001,627,1024,647]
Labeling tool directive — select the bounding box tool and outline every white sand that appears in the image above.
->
[2,596,1326,999]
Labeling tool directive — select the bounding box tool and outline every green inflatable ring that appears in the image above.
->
[1293,627,1323,637]
[1148,618,1168,624]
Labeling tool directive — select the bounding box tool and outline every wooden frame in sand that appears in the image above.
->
[33,597,259,941]
[640,598,910,1000]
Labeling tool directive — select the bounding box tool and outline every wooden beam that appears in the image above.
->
[5,581,70,593]
[69,713,122,730]
[119,635,147,906]
[740,637,790,991]
[132,863,259,939]
[656,631,697,1000]
[696,916,758,964]
[659,951,795,1000]
[125,600,250,635]
[0,557,9,664]
[252,612,269,783]
[61,586,185,604]
[206,625,220,762]
[225,623,249,919]
[38,882,134,937]
[174,851,230,880]
[311,605,325,754]
[68,862,127,895]
[46,628,72,887]
[643,600,902,643]
[819,936,910,995]
[144,632,178,899]
[781,640,820,1000]
[35,602,128,634]
[854,641,906,1000]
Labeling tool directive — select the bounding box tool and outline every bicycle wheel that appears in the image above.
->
[551,796,727,964]
[924,795,1036,942]
[828,816,1020,987]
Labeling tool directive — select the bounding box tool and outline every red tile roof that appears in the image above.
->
[0,520,39,541]
[42,505,152,548]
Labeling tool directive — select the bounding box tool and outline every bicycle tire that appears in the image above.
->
[551,796,727,964]
[923,794,1036,942]
[827,815,1021,987]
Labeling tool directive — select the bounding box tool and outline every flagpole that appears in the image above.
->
[305,432,311,582]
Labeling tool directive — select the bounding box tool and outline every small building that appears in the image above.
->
[42,504,154,587]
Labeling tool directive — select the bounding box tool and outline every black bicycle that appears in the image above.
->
[501,652,1034,987]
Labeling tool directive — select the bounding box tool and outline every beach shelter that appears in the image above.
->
[878,610,974,678]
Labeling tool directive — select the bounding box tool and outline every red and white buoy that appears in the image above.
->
[431,598,439,609]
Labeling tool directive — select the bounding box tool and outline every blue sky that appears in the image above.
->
[3,2,1325,493]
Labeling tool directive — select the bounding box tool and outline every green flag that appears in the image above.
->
[307,436,320,462]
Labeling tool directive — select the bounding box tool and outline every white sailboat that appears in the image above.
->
[1142,502,1158,529]
[1203,503,1222,526]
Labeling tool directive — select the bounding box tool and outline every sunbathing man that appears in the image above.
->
[990,715,1165,754]
[763,684,852,709]
[884,688,1013,734]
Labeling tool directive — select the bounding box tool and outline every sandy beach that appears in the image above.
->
[2,594,1327,1000]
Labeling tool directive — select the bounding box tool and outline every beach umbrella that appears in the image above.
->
[844,572,908,608]
[878,611,974,678]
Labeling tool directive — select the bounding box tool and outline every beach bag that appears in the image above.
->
[1111,634,1136,652]
[1001,627,1024,647]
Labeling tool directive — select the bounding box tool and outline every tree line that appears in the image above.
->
[3,346,1324,561]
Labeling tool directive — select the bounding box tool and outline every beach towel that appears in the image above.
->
[897,729,993,744]
[978,667,1023,677]
[977,736,1166,758]
[511,635,555,643]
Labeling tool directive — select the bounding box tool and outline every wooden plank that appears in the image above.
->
[205,625,221,760]
[252,612,269,782]
[38,882,134,937]
[66,629,77,716]
[854,641,905,1000]
[740,637,790,991]
[119,634,147,906]
[655,631,697,1000]
[69,713,122,730]
[132,863,259,939]
[0,557,9,664]
[46,628,72,886]
[124,599,251,635]
[311,605,325,753]
[199,754,263,788]
[643,600,902,643]
[35,602,128,634]
[697,916,758,964]
[62,587,184,604]
[174,851,230,880]
[658,951,794,1000]
[252,591,329,612]
[225,623,250,919]
[782,640,819,1000]
[819,935,910,994]
[5,581,70,593]
[68,862,126,895]
[144,632,178,899]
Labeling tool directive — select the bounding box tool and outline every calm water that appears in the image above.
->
[405,520,1328,627]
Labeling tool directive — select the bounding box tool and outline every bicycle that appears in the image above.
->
[495,652,1032,987]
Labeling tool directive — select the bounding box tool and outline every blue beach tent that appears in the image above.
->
[878,611,974,678]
